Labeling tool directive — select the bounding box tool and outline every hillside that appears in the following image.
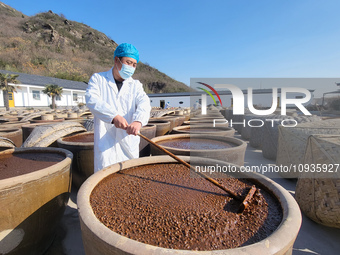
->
[0,2,193,93]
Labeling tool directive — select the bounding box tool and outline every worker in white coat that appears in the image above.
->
[85,43,151,172]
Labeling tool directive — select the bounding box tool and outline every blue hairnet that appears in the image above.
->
[114,43,139,63]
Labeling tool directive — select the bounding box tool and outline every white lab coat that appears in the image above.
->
[85,68,151,172]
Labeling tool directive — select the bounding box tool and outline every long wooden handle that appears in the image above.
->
[138,133,240,200]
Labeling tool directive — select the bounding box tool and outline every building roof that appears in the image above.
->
[0,70,88,91]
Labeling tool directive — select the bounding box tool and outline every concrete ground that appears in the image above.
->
[45,134,340,255]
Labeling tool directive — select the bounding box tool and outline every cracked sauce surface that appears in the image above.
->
[157,138,234,150]
[90,163,282,250]
[0,153,65,180]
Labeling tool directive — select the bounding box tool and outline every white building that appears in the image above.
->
[0,70,87,108]
[148,88,315,109]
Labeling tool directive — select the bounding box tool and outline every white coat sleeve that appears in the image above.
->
[132,82,151,126]
[85,73,118,123]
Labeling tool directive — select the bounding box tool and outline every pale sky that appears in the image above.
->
[2,0,340,97]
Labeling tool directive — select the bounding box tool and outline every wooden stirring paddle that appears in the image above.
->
[138,133,256,213]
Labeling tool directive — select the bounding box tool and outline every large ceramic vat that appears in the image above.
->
[29,116,64,124]
[0,147,72,255]
[0,115,19,123]
[150,134,247,165]
[153,116,179,132]
[180,113,190,121]
[41,114,54,121]
[166,114,185,126]
[175,109,183,115]
[57,131,94,188]
[21,123,55,144]
[0,137,15,151]
[0,121,30,131]
[139,124,156,157]
[147,120,171,137]
[67,112,78,118]
[64,117,88,126]
[0,128,23,147]
[191,114,224,119]
[249,116,270,149]
[184,119,229,127]
[171,125,235,137]
[190,116,225,121]
[77,156,301,255]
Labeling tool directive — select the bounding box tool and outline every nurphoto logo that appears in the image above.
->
[198,83,311,116]
[193,79,314,128]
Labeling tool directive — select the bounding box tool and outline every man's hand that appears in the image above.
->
[112,115,128,129]
[126,121,142,136]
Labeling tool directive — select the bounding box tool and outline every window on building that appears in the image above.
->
[32,90,40,100]
[56,95,61,101]
[73,93,78,101]
[179,101,183,104]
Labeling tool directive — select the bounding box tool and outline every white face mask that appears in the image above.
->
[117,58,135,79]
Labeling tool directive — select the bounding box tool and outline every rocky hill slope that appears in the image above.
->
[0,2,192,93]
